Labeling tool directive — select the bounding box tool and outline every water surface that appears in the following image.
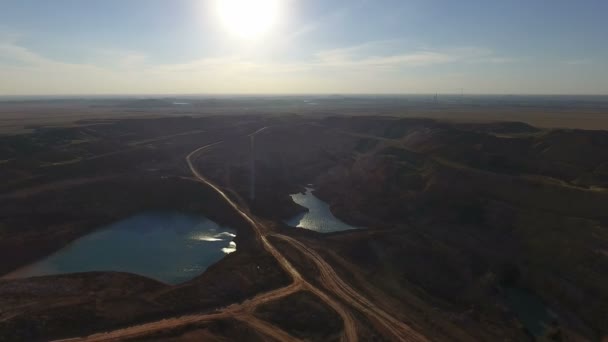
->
[504,287,553,337]
[287,187,358,233]
[16,212,236,284]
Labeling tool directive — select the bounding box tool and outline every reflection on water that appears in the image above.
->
[287,187,358,233]
[504,287,553,337]
[16,212,237,284]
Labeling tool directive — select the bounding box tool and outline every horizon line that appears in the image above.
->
[1,93,607,100]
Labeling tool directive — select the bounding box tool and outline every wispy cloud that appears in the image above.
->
[314,49,452,68]
[94,49,149,68]
[286,0,370,41]
[311,43,516,69]
[0,39,519,95]
[0,42,51,66]
[564,58,592,66]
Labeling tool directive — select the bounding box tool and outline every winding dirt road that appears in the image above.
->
[55,129,427,342]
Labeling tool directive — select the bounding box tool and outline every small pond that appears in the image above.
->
[504,286,554,337]
[286,187,358,233]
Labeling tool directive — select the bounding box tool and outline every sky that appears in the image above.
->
[1,0,607,95]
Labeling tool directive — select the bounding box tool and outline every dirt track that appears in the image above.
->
[54,129,427,342]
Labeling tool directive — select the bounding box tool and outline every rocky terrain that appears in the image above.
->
[0,114,606,341]
[213,116,608,340]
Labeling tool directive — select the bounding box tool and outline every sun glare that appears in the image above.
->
[216,0,280,39]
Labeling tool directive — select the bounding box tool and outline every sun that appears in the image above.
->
[216,0,281,39]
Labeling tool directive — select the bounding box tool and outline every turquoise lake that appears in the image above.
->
[15,212,237,284]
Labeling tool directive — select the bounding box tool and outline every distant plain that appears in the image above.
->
[1,95,608,134]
